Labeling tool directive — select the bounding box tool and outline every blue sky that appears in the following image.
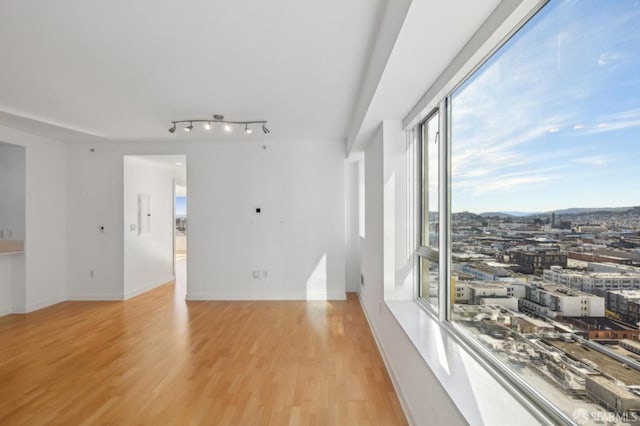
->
[451,0,640,213]
[176,196,187,216]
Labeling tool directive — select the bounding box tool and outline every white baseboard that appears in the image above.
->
[356,292,417,426]
[12,295,67,314]
[186,291,347,301]
[67,293,124,301]
[124,275,174,300]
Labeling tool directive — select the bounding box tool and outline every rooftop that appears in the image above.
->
[608,290,640,298]
[566,317,637,331]
[534,283,598,298]
[587,375,640,400]
[621,339,640,351]
[547,268,640,279]
[551,340,640,386]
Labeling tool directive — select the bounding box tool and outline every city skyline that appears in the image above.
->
[451,0,640,214]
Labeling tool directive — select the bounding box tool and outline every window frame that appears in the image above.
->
[416,107,442,315]
[410,0,584,423]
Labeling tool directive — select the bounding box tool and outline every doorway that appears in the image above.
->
[123,155,186,300]
[174,181,187,299]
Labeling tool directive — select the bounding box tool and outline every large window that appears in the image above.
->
[418,0,640,424]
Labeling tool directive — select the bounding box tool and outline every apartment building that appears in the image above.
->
[510,250,567,274]
[544,266,640,294]
[519,283,605,318]
[606,290,640,325]
[455,262,512,281]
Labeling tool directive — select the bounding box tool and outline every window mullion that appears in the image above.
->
[438,97,450,321]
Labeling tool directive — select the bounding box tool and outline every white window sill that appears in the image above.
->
[385,300,548,426]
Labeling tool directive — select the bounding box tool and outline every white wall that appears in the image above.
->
[0,252,24,317]
[0,142,25,316]
[0,143,25,240]
[344,161,360,292]
[382,120,414,301]
[0,125,67,314]
[123,157,177,299]
[0,257,12,316]
[360,126,384,310]
[67,143,126,300]
[67,138,346,301]
[187,139,346,300]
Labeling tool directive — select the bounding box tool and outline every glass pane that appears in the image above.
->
[420,111,439,310]
[450,0,640,423]
[421,112,439,249]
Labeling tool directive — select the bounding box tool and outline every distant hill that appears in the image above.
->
[453,211,483,220]
[474,206,639,218]
[479,211,538,218]
[550,206,639,215]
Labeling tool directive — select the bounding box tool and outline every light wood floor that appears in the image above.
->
[0,284,406,425]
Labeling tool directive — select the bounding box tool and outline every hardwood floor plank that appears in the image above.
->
[0,285,407,425]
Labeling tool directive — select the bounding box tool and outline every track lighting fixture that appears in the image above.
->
[168,114,269,135]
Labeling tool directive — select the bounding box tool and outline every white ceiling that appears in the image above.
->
[0,0,386,142]
[0,0,507,147]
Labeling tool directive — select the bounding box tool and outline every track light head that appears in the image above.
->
[168,114,268,136]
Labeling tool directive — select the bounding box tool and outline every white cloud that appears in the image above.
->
[583,109,640,134]
[598,52,621,66]
[472,173,559,195]
[455,165,565,197]
[572,155,612,166]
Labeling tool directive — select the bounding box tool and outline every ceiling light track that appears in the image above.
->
[168,114,269,134]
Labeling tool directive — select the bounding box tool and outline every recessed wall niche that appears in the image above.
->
[0,141,25,251]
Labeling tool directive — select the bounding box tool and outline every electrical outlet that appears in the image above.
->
[90,270,95,278]
[252,270,261,279]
